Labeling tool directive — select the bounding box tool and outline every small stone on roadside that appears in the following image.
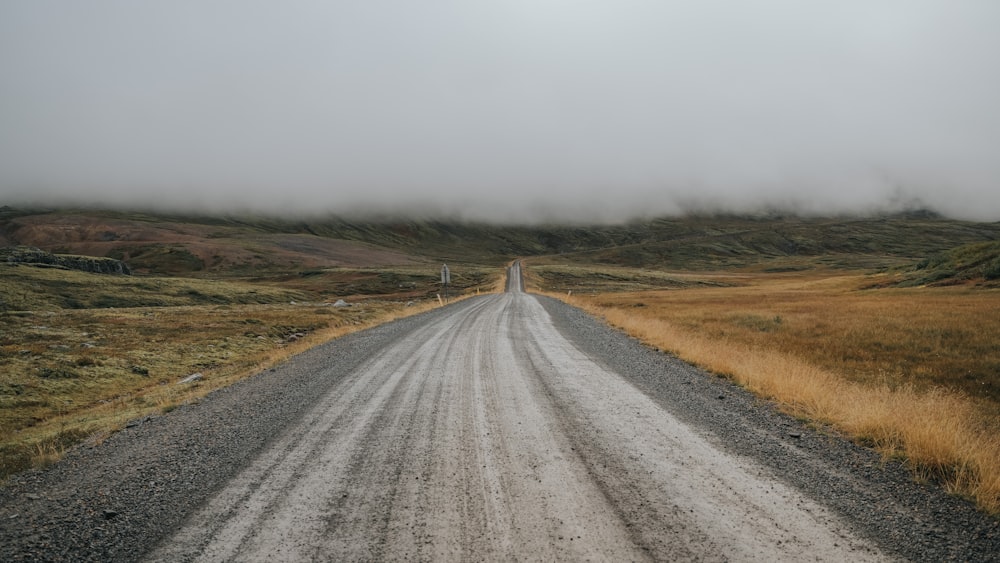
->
[178,373,203,384]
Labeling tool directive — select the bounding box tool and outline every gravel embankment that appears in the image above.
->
[0,294,997,561]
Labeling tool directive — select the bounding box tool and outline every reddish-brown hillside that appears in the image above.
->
[2,212,423,275]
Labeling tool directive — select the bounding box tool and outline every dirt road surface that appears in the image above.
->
[2,263,998,561]
[148,263,880,561]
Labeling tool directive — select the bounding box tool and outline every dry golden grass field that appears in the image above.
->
[4,208,1000,513]
[527,263,1000,513]
[0,262,490,480]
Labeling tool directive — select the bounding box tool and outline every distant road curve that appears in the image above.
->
[1,264,996,561]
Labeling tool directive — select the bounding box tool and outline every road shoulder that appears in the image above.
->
[535,294,1000,562]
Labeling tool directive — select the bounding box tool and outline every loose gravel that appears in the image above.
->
[0,307,445,562]
[0,295,997,561]
[537,295,1000,562]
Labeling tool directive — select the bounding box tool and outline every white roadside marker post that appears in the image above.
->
[441,264,451,302]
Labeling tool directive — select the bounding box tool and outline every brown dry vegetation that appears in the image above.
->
[0,298,450,479]
[528,265,1000,513]
[5,207,1000,511]
[3,212,425,275]
[0,258,497,480]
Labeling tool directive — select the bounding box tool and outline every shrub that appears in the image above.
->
[984,257,1000,281]
[38,367,79,379]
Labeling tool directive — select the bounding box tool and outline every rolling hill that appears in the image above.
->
[3,206,1000,281]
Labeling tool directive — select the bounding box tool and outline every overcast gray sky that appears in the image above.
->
[1,1,998,222]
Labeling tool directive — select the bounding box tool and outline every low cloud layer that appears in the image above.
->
[2,1,999,222]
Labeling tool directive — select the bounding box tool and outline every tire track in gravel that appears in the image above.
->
[146,263,888,562]
[4,263,997,561]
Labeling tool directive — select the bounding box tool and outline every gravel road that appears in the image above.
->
[2,263,998,561]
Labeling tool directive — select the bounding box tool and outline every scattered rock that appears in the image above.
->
[3,246,131,275]
[48,344,71,352]
[178,373,203,384]
[333,299,350,308]
[130,365,149,376]
[38,367,78,379]
[102,509,118,520]
[125,415,154,429]
[787,432,802,439]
